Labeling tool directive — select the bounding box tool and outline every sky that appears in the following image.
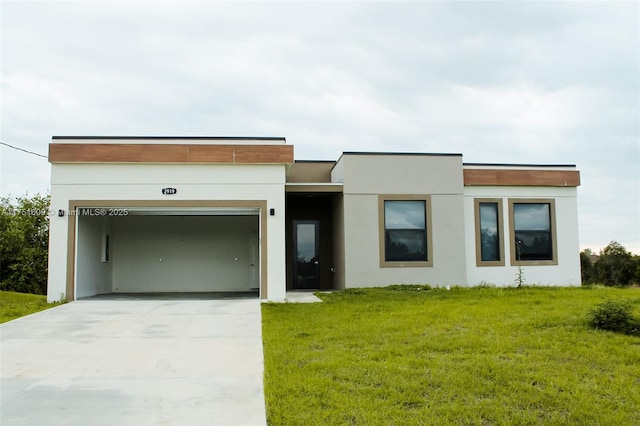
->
[1,0,638,254]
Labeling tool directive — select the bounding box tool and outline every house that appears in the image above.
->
[46,136,581,302]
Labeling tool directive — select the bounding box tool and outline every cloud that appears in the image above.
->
[1,0,638,253]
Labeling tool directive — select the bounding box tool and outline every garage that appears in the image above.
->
[47,136,292,302]
[74,207,260,298]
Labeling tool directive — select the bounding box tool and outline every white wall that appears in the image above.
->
[463,186,581,286]
[47,185,71,302]
[51,163,286,185]
[47,163,287,301]
[75,215,112,298]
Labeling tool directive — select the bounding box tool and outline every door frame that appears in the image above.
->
[66,200,268,300]
[249,232,259,289]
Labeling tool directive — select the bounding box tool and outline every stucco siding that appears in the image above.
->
[430,194,467,284]
[330,158,345,183]
[332,194,346,290]
[464,186,580,286]
[342,193,466,287]
[340,154,463,195]
[47,163,287,302]
[51,163,286,185]
[75,215,112,298]
[340,153,467,288]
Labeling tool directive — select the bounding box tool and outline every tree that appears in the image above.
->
[580,248,595,284]
[593,241,637,286]
[0,194,50,294]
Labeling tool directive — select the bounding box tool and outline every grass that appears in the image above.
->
[262,286,640,425]
[0,291,60,323]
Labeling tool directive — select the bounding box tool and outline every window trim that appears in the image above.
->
[378,194,433,268]
[508,198,558,266]
[474,198,505,267]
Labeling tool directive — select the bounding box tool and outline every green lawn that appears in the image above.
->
[262,286,640,425]
[0,291,60,323]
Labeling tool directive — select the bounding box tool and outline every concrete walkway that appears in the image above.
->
[285,291,323,303]
[0,297,266,426]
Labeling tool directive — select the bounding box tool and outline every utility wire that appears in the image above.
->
[0,142,48,159]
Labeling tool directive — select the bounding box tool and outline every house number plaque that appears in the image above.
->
[162,188,177,195]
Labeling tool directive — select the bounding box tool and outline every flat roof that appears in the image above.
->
[52,136,287,142]
[463,162,576,168]
[340,151,462,157]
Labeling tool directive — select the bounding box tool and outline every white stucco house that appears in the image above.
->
[47,136,581,302]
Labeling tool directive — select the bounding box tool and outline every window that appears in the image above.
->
[474,199,504,266]
[379,195,432,267]
[508,199,557,265]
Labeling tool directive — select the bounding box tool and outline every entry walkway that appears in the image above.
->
[285,291,323,303]
[0,298,266,426]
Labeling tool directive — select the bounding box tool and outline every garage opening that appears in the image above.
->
[75,207,260,299]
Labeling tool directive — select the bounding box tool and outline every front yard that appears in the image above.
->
[262,286,640,425]
[0,291,59,324]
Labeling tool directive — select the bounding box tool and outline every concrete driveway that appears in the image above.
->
[0,296,266,426]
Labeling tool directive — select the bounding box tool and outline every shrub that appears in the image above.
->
[0,194,50,294]
[587,299,637,335]
[580,249,595,284]
[593,241,637,286]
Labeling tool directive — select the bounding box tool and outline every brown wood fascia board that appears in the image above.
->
[464,169,580,187]
[49,144,294,164]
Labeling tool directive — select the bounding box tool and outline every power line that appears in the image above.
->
[0,142,48,159]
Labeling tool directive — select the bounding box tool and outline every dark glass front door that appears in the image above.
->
[293,220,320,289]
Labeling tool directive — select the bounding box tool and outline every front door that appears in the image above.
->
[293,220,320,289]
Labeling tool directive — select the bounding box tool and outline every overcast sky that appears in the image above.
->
[1,1,638,254]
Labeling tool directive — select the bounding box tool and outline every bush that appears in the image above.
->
[587,299,638,335]
[580,249,595,284]
[0,194,50,294]
[593,241,638,286]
